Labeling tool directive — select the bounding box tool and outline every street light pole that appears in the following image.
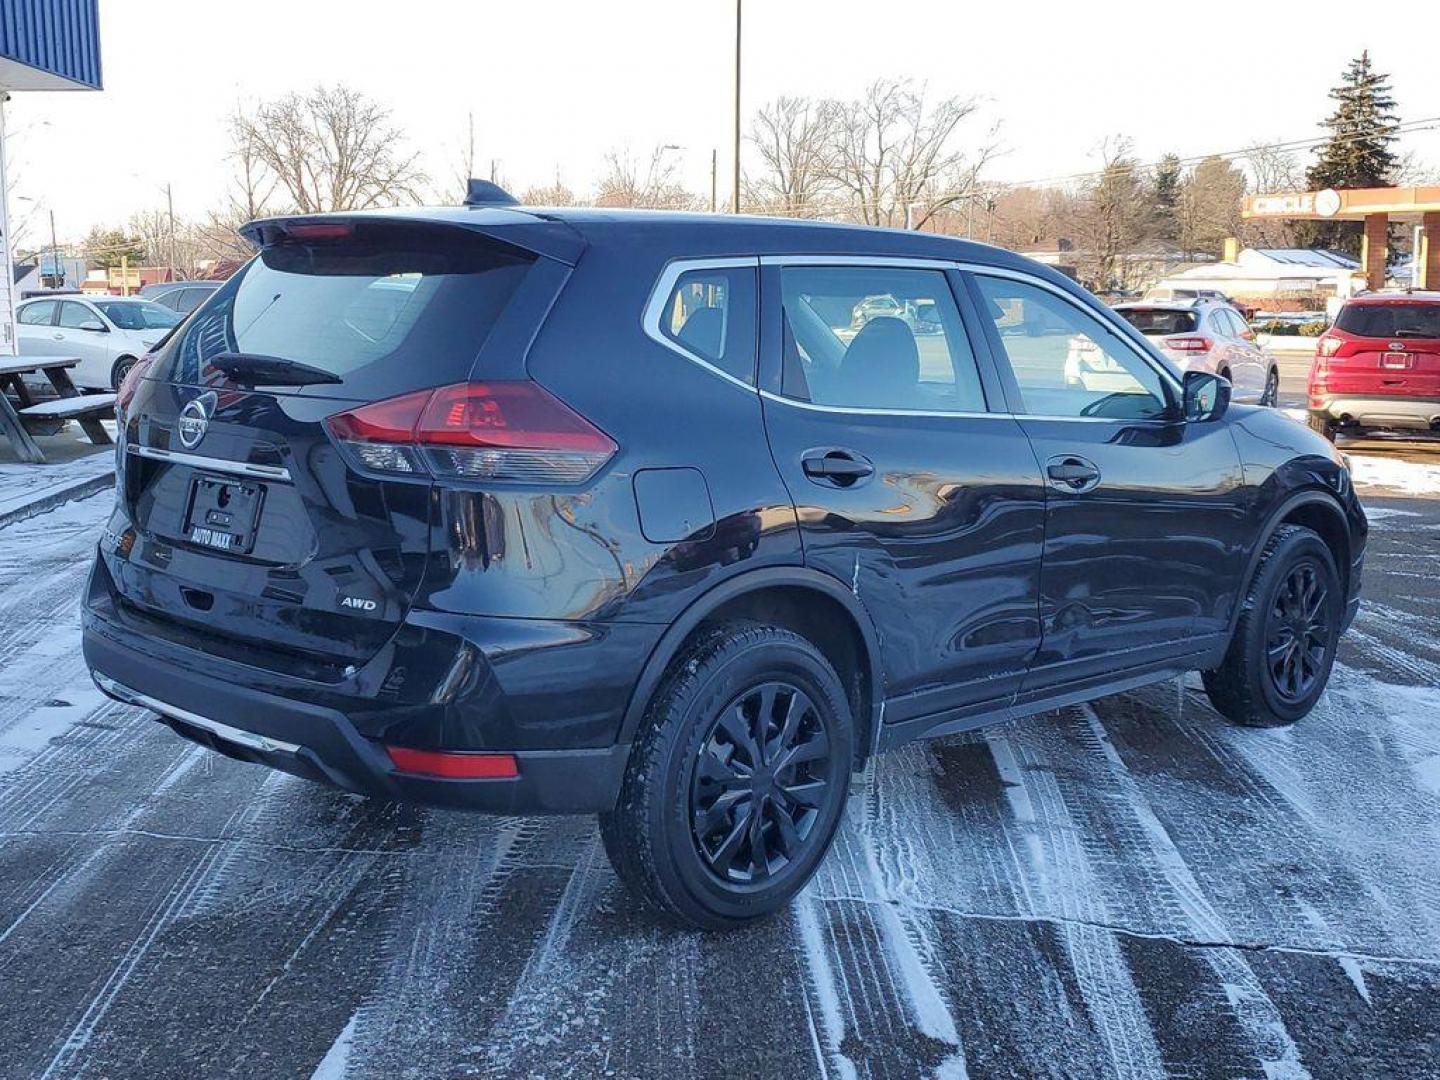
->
[732,0,741,213]
[166,183,177,282]
[711,148,718,213]
[49,209,58,286]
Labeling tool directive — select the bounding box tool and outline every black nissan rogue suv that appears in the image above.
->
[84,187,1366,929]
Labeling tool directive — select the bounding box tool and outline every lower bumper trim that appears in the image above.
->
[93,673,303,755]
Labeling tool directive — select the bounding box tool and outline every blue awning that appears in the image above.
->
[0,0,102,91]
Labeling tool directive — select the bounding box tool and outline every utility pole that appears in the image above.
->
[48,209,58,286]
[166,183,177,282]
[732,0,741,213]
[711,149,718,213]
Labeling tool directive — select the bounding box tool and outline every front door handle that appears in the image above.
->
[1046,456,1101,492]
[801,448,874,486]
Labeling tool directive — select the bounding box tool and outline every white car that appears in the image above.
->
[16,295,182,390]
[1110,300,1279,405]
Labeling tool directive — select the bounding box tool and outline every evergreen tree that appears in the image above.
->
[1151,153,1182,242]
[1303,51,1399,253]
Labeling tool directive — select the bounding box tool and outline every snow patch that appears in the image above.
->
[310,1012,359,1080]
[1349,455,1440,496]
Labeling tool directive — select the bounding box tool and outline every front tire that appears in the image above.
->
[1203,525,1341,727]
[600,622,854,930]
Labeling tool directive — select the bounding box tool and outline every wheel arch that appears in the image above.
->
[1230,490,1351,636]
[616,567,884,765]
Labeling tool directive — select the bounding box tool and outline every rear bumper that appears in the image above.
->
[1310,395,1440,431]
[83,564,636,815]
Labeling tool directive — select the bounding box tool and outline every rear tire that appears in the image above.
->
[111,355,140,390]
[600,622,854,930]
[1202,525,1341,728]
[1260,367,1279,407]
[1307,414,1338,441]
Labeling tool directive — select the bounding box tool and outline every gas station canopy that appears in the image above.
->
[1242,186,1440,290]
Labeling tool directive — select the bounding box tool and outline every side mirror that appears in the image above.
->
[79,320,108,333]
[1183,369,1230,422]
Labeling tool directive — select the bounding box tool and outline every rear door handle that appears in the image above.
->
[1046,456,1101,492]
[801,448,874,485]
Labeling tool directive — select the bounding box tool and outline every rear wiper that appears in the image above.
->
[208,351,342,386]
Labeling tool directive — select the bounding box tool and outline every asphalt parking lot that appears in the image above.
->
[1,401,1437,1078]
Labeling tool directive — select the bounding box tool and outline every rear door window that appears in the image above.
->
[159,221,536,398]
[19,301,57,325]
[778,265,986,413]
[1335,303,1440,339]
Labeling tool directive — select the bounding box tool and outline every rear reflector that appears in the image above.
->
[386,745,519,779]
[1164,335,1212,353]
[326,381,616,484]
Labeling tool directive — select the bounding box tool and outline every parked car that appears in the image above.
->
[1111,300,1279,405]
[1142,286,1255,320]
[15,295,181,389]
[84,201,1366,930]
[1308,291,1440,440]
[140,279,224,315]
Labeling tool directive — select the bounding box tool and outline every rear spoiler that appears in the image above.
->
[238,208,587,267]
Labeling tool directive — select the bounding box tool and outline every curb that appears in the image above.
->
[0,469,115,531]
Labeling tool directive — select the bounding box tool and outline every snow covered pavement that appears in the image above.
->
[1,450,1438,1079]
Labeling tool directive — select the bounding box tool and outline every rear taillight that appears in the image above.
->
[1317,335,1342,357]
[116,355,155,421]
[326,381,617,484]
[1164,335,1212,353]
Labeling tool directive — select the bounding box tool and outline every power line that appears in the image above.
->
[1001,116,1440,189]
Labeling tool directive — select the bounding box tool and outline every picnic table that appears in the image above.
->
[0,356,118,464]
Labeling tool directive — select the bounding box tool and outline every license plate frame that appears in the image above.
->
[1381,351,1412,369]
[183,475,265,555]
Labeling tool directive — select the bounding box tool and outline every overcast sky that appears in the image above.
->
[5,0,1439,245]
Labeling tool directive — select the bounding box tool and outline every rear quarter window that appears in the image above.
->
[158,221,536,399]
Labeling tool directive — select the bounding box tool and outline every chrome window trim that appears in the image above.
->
[759,390,1170,425]
[759,389,1006,421]
[759,254,959,270]
[641,256,760,392]
[93,674,303,755]
[129,444,292,482]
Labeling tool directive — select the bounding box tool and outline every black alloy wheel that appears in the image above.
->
[690,681,833,885]
[600,622,854,930]
[1264,560,1331,703]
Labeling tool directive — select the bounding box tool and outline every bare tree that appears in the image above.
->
[518,177,582,207]
[233,85,427,214]
[825,78,998,229]
[745,96,835,217]
[595,146,699,210]
[1073,137,1159,291]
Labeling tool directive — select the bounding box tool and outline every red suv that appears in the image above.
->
[1309,292,1440,440]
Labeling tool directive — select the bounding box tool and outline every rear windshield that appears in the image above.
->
[157,221,535,397]
[1116,308,1198,335]
[1335,302,1440,339]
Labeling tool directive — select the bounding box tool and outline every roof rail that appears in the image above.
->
[464,179,519,207]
